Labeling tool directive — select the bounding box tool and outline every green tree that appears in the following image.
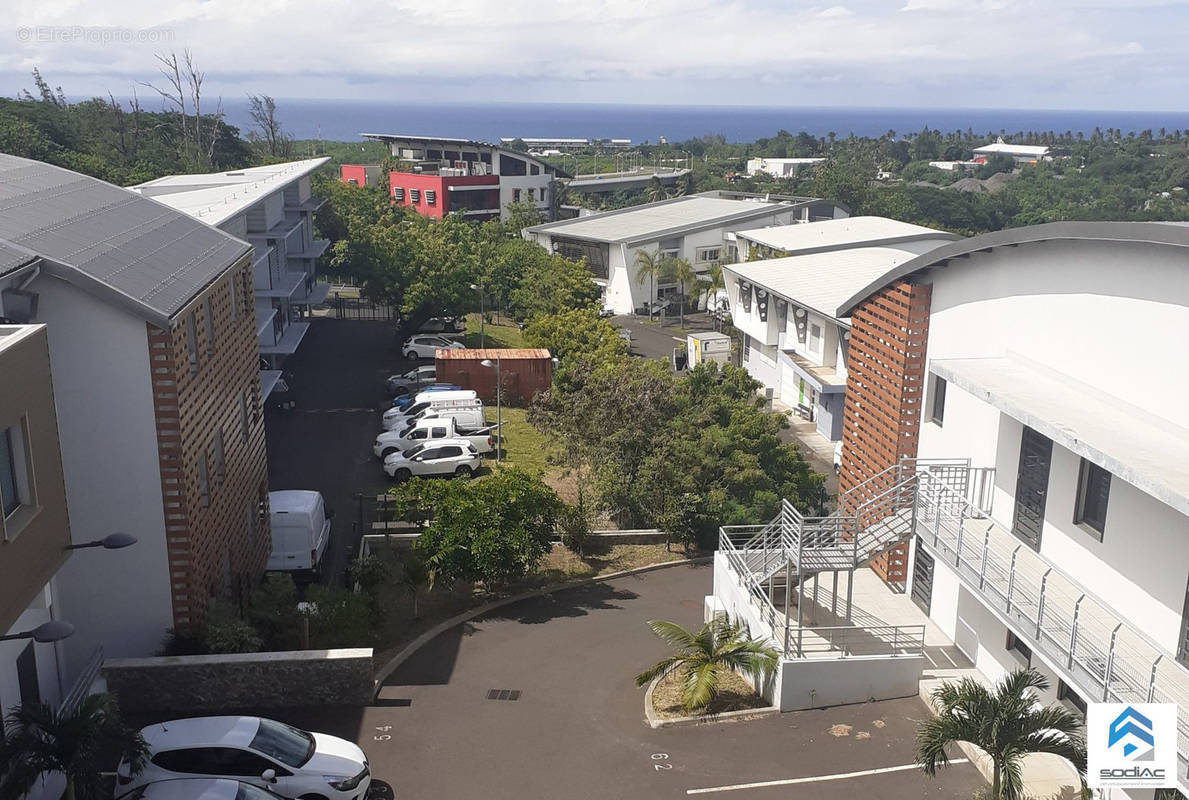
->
[247,573,301,650]
[915,668,1088,800]
[0,693,149,800]
[523,308,629,370]
[667,256,697,327]
[634,248,667,319]
[201,597,263,653]
[305,584,374,648]
[646,174,667,202]
[399,549,432,618]
[396,468,563,588]
[633,616,779,713]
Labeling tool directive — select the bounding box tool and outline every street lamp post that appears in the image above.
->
[0,620,74,643]
[480,357,502,463]
[64,532,138,551]
[470,283,486,348]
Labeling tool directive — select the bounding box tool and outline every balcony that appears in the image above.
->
[258,321,309,356]
[255,270,305,299]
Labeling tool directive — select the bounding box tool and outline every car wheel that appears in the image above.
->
[393,468,412,482]
[299,794,329,800]
[455,465,472,478]
[402,350,416,360]
[381,447,397,459]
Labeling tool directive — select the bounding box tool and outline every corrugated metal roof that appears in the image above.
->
[526,195,788,244]
[736,216,957,253]
[436,348,552,360]
[0,240,39,276]
[129,158,329,226]
[726,245,942,320]
[0,154,250,326]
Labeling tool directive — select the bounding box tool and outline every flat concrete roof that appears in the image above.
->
[525,195,791,245]
[130,158,329,226]
[725,244,943,320]
[837,221,1189,317]
[931,355,1189,517]
[735,216,957,254]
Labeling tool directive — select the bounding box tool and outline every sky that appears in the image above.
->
[2,0,1187,110]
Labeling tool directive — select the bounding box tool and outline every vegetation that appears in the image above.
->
[523,308,629,371]
[0,693,148,800]
[634,616,779,713]
[387,468,563,588]
[915,668,1088,800]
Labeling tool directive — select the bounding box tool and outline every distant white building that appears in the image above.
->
[746,157,826,179]
[524,192,848,315]
[131,158,332,397]
[724,217,956,440]
[972,137,1050,164]
[928,160,980,172]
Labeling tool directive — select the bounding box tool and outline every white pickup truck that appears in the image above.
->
[374,416,498,459]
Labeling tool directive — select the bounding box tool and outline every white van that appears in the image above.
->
[381,389,478,430]
[267,490,331,574]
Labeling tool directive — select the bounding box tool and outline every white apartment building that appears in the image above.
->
[724,218,955,440]
[712,222,1189,796]
[746,157,825,179]
[524,192,848,315]
[131,158,331,398]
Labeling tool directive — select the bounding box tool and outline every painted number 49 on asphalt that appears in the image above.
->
[652,754,673,771]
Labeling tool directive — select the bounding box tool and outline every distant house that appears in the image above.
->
[523,192,848,315]
[972,137,1050,164]
[723,217,956,440]
[746,157,826,179]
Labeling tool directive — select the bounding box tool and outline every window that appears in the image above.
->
[930,375,947,426]
[198,454,210,508]
[240,392,250,443]
[430,427,448,439]
[0,421,33,534]
[526,188,535,201]
[1074,458,1111,539]
[204,298,215,356]
[16,641,39,706]
[696,246,721,263]
[1057,680,1087,714]
[1006,631,1032,664]
[0,426,20,518]
[186,313,199,372]
[513,189,521,203]
[249,719,315,767]
[808,323,822,353]
[425,189,436,206]
[409,188,420,203]
[1177,576,1189,667]
[347,178,359,186]
[392,187,405,202]
[438,446,463,458]
[229,279,238,324]
[214,429,225,485]
[417,447,442,460]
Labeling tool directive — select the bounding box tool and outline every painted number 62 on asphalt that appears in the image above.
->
[652,753,672,771]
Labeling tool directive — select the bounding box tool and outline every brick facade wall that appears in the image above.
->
[148,258,270,630]
[838,280,932,586]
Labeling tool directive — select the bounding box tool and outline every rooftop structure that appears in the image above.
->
[734,215,958,261]
[746,157,826,179]
[972,137,1050,162]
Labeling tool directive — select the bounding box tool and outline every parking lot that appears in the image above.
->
[268,563,978,799]
[265,318,413,585]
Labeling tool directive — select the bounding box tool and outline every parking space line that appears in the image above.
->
[684,759,969,794]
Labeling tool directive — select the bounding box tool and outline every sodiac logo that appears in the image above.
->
[1088,703,1178,788]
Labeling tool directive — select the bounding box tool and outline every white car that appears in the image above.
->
[117,716,370,800]
[374,417,495,459]
[383,439,481,480]
[385,365,437,395]
[402,335,465,360]
[117,778,278,800]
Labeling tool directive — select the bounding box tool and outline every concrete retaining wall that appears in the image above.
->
[103,648,373,713]
[774,653,925,711]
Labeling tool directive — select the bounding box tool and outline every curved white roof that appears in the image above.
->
[736,216,956,254]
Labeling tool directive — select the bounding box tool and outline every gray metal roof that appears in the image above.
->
[0,240,39,277]
[837,221,1189,317]
[0,154,251,327]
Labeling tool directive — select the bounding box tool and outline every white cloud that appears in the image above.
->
[817,6,855,17]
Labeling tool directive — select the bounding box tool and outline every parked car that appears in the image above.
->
[267,490,331,575]
[418,316,465,333]
[402,335,465,360]
[385,365,437,395]
[117,778,278,800]
[391,383,461,409]
[117,716,370,800]
[374,417,496,459]
[383,439,481,481]
[381,390,479,430]
[396,405,489,433]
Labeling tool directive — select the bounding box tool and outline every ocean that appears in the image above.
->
[215,98,1189,145]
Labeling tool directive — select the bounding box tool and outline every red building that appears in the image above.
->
[435,348,553,405]
[389,172,500,220]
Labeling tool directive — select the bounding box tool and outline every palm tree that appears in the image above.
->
[667,257,698,328]
[634,616,780,713]
[634,248,666,320]
[645,175,667,203]
[915,668,1088,800]
[702,263,726,325]
[0,692,148,800]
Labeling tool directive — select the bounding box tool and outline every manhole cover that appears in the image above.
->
[486,688,521,701]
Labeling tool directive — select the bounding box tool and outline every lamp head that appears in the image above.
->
[31,620,74,643]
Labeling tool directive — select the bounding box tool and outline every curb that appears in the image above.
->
[372,555,713,698]
[643,674,778,729]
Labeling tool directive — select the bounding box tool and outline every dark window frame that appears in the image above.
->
[1006,630,1033,664]
[1073,458,1111,540]
[930,375,947,426]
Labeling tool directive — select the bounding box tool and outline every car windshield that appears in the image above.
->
[405,444,426,457]
[236,784,279,800]
[249,718,315,767]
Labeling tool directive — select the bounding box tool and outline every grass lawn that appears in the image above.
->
[490,407,555,477]
[463,312,527,348]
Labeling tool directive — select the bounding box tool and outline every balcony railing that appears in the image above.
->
[913,471,1189,782]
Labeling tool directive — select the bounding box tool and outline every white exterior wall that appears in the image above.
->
[26,276,173,677]
[498,174,552,218]
[916,238,1189,662]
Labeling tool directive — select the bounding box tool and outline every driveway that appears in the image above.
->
[265,318,413,586]
[278,564,981,799]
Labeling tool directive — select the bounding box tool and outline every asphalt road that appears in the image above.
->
[270,564,979,799]
[264,319,414,586]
